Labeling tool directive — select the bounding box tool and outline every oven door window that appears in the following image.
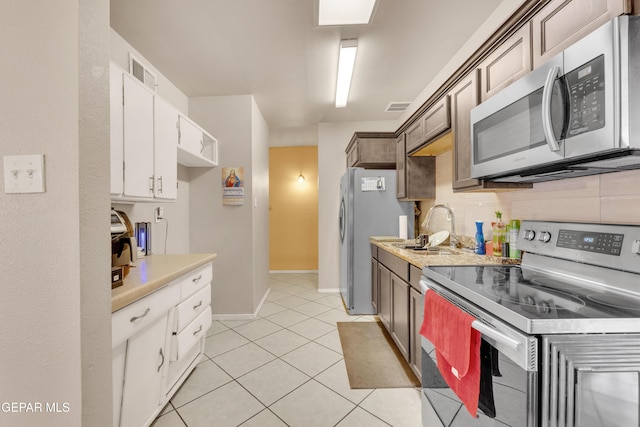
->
[422,338,536,426]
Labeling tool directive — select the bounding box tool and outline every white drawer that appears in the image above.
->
[171,309,211,362]
[175,284,211,333]
[179,262,212,299]
[112,283,179,348]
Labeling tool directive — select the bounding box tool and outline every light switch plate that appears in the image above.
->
[3,154,46,194]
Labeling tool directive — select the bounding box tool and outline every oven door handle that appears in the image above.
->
[472,320,521,351]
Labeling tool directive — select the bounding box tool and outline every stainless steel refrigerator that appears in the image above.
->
[339,168,414,314]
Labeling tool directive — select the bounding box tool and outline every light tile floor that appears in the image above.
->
[152,272,422,427]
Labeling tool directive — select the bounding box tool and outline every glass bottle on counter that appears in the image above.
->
[492,211,506,257]
[475,220,485,255]
[509,219,521,259]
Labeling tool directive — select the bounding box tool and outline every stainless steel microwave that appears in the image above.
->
[470,16,640,183]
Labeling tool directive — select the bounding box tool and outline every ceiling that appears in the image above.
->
[110,0,504,132]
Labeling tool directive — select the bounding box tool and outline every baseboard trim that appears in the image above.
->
[269,270,319,273]
[211,288,271,321]
[318,288,340,293]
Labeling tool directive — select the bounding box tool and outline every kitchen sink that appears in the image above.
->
[419,250,459,256]
[392,243,460,255]
[416,249,460,255]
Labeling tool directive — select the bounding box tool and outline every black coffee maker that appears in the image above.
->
[111,209,136,288]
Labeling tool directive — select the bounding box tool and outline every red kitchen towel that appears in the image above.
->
[420,290,481,417]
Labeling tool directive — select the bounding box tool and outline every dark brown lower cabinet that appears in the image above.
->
[391,272,410,361]
[409,286,423,379]
[374,248,422,384]
[378,263,392,331]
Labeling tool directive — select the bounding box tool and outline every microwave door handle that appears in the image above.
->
[541,66,562,152]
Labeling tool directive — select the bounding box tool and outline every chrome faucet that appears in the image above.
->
[421,204,459,248]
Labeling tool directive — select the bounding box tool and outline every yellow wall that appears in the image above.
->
[269,146,318,270]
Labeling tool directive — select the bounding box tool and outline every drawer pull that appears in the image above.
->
[193,325,203,336]
[192,274,202,283]
[130,308,150,323]
[193,300,203,310]
[157,348,164,372]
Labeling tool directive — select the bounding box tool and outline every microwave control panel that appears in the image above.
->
[565,54,606,138]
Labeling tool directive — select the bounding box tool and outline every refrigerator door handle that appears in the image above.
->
[339,198,345,242]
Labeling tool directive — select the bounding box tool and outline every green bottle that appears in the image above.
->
[509,219,521,259]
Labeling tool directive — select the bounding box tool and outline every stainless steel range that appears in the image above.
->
[420,220,640,427]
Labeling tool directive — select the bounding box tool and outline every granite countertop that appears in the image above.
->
[112,253,217,312]
[371,238,520,269]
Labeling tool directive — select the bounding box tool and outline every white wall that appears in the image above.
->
[110,29,270,315]
[317,120,396,291]
[269,125,318,147]
[0,1,111,426]
[112,165,191,255]
[251,99,271,308]
[188,95,270,316]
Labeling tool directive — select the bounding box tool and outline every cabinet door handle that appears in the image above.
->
[130,308,150,323]
[192,274,202,283]
[157,176,163,194]
[193,300,203,310]
[193,325,203,336]
[149,176,155,192]
[157,348,164,372]
[200,139,204,154]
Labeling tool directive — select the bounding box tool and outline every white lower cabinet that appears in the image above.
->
[120,312,171,427]
[112,342,126,427]
[112,262,213,427]
[166,307,211,396]
[166,284,212,396]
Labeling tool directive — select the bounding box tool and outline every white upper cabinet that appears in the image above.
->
[123,73,155,199]
[110,61,217,202]
[178,116,202,157]
[153,97,178,200]
[178,116,218,167]
[110,63,124,196]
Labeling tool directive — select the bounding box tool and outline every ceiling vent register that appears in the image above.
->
[385,102,412,113]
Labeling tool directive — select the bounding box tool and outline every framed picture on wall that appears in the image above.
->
[222,167,244,205]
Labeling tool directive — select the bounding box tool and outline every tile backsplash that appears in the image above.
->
[418,150,640,241]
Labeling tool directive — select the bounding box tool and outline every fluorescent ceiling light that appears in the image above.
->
[335,39,358,108]
[318,0,378,26]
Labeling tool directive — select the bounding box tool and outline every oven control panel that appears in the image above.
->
[556,229,624,255]
[519,220,640,274]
